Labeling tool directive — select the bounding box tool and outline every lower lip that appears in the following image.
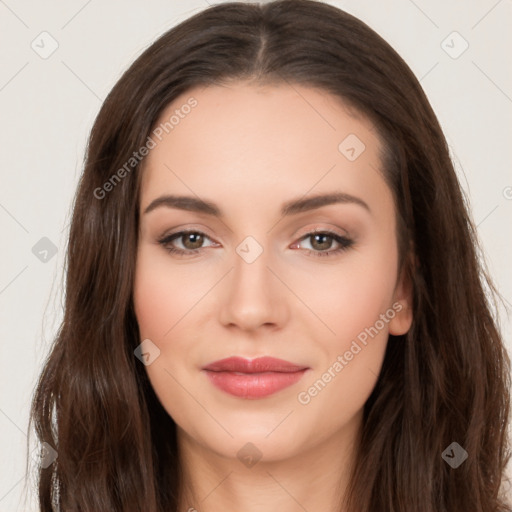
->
[203,369,308,399]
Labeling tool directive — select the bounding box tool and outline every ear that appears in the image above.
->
[388,259,414,336]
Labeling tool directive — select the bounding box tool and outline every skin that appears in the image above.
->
[133,81,413,512]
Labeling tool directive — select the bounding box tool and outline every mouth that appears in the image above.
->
[202,356,309,399]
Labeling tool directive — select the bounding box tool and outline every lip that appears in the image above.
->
[202,356,309,399]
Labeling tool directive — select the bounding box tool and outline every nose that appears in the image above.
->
[218,242,289,332]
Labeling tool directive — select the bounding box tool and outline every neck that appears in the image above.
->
[177,411,362,512]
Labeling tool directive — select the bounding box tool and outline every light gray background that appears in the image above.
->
[1,0,511,510]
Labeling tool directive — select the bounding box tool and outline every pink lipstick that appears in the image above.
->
[202,356,309,399]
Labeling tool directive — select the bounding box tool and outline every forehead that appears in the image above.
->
[139,82,390,217]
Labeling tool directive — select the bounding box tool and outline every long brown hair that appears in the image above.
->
[28,1,511,510]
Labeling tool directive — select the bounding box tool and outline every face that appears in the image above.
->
[133,82,412,463]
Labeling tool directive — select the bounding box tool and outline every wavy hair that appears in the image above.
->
[28,1,511,510]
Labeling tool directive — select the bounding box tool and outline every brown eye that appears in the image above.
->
[309,233,335,251]
[292,231,354,258]
[158,230,218,257]
[180,232,205,250]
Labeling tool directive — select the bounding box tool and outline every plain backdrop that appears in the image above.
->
[0,0,511,510]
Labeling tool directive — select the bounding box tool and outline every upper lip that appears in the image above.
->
[202,356,308,373]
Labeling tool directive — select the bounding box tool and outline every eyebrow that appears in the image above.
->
[143,191,370,217]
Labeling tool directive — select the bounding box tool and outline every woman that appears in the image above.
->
[29,1,511,510]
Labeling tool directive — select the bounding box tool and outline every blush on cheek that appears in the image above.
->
[134,254,214,344]
[136,290,178,342]
[302,250,397,340]
[319,288,395,382]
[134,260,173,342]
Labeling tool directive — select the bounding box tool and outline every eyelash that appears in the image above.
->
[157,229,354,258]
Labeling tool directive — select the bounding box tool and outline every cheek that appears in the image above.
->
[133,250,205,429]
[133,247,214,341]
[133,265,175,342]
[292,244,397,416]
[296,248,398,351]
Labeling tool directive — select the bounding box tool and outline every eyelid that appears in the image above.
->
[159,224,216,240]
[159,229,218,248]
[159,225,350,244]
[294,225,350,240]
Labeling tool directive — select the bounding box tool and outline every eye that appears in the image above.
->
[291,230,354,258]
[158,230,217,257]
[157,229,354,259]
